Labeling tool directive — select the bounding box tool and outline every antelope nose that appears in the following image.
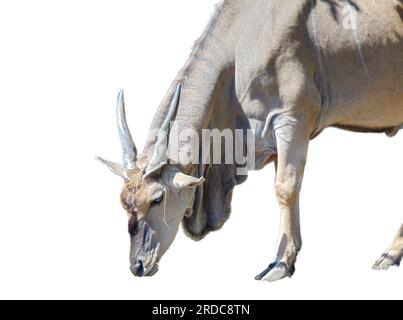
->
[130,260,145,277]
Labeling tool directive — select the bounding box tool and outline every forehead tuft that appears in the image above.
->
[125,169,144,191]
[120,169,143,212]
[121,170,163,214]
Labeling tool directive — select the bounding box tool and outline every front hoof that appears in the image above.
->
[373,254,399,270]
[255,262,295,282]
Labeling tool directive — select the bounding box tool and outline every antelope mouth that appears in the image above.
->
[130,243,161,277]
[144,263,160,277]
[130,261,159,277]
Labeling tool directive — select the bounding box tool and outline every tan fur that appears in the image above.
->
[121,170,151,216]
[145,0,403,279]
[102,0,403,280]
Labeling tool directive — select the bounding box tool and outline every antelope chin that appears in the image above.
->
[144,263,160,277]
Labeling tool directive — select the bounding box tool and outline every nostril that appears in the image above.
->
[131,260,144,277]
[137,261,144,275]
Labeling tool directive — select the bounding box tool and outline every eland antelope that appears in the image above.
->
[98,0,403,282]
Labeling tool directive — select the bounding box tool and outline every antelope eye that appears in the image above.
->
[151,193,164,207]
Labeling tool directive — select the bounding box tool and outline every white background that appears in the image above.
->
[0,0,401,300]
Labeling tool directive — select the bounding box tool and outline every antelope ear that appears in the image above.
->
[173,172,205,190]
[96,157,126,180]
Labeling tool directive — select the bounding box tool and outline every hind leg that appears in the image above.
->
[373,224,403,270]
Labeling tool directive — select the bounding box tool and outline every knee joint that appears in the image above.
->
[275,184,298,207]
